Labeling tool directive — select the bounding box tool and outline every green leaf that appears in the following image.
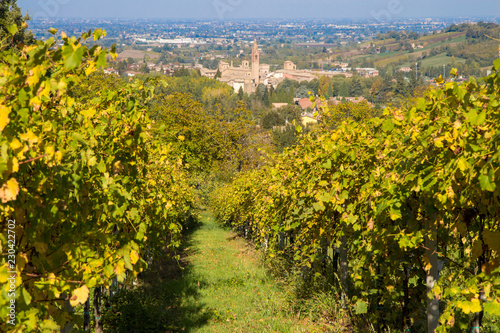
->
[354,300,368,314]
[494,59,500,71]
[96,50,107,68]
[22,288,32,305]
[382,118,394,132]
[39,319,60,331]
[322,159,332,169]
[123,251,133,270]
[7,24,18,36]
[389,204,402,221]
[92,29,107,41]
[312,201,325,212]
[479,171,496,192]
[484,301,500,316]
[62,43,85,70]
[476,111,486,125]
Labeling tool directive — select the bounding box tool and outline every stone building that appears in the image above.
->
[200,38,269,94]
[199,38,351,94]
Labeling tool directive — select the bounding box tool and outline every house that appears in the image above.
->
[297,97,322,110]
[356,68,379,77]
[104,68,119,75]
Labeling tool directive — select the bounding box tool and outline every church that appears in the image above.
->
[201,38,269,94]
[199,38,325,94]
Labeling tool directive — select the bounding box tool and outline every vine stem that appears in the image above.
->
[19,154,49,165]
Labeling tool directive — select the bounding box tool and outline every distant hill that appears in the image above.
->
[343,22,500,75]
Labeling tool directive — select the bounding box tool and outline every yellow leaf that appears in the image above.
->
[423,255,432,273]
[0,105,11,131]
[459,299,482,314]
[81,108,96,119]
[434,137,443,148]
[8,157,19,173]
[114,261,125,276]
[10,138,22,151]
[55,151,63,163]
[85,63,96,76]
[457,158,468,172]
[113,160,124,175]
[0,178,20,203]
[26,67,41,86]
[69,285,89,307]
[47,273,56,285]
[37,81,51,98]
[19,130,39,143]
[130,250,140,265]
[0,263,10,283]
[434,285,442,299]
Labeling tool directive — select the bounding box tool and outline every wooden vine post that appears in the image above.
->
[425,217,439,333]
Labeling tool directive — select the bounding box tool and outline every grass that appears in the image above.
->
[103,211,323,332]
[419,52,466,67]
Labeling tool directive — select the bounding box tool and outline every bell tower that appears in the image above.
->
[251,37,260,86]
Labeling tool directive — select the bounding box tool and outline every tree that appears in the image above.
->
[319,76,330,97]
[261,110,284,129]
[140,63,150,73]
[0,0,34,50]
[327,83,334,99]
[262,86,270,107]
[152,92,260,172]
[339,81,349,97]
[173,66,190,77]
[349,76,363,96]
[238,86,244,100]
[272,124,298,152]
[117,60,127,75]
[394,72,409,97]
[214,68,222,79]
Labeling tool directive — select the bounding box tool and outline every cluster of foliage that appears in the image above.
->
[150,92,266,174]
[150,75,234,103]
[0,29,197,331]
[0,0,34,50]
[211,63,500,332]
[323,99,379,127]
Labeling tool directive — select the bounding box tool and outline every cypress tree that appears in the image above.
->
[0,0,34,50]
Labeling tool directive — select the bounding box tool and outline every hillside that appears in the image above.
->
[344,22,500,75]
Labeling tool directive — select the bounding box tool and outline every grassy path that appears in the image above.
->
[153,211,320,332]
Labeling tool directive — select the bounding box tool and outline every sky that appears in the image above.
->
[18,0,500,20]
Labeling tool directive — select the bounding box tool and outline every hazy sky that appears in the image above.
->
[18,0,500,20]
